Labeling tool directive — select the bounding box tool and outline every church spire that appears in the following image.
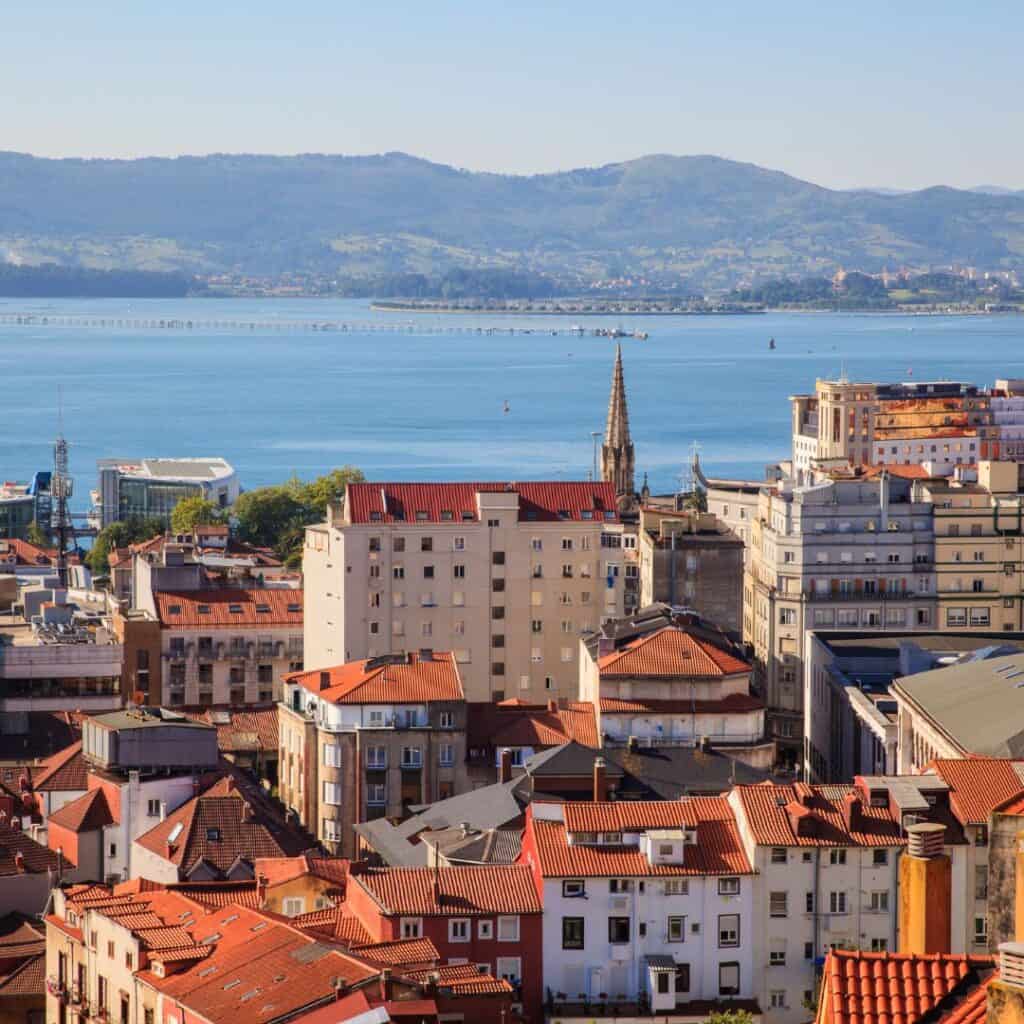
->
[601,344,636,500]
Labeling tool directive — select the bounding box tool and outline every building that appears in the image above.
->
[303,481,626,703]
[0,822,64,916]
[746,473,935,765]
[803,631,1024,783]
[580,622,771,770]
[727,780,907,1022]
[345,864,544,1021]
[278,650,468,857]
[0,473,52,542]
[637,507,744,633]
[91,456,238,529]
[601,345,636,507]
[0,913,45,1024]
[520,798,758,1021]
[132,775,313,882]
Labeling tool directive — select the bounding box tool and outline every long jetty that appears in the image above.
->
[0,313,630,337]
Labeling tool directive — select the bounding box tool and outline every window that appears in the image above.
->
[366,784,386,805]
[107,940,115,959]
[873,849,888,866]
[829,891,848,914]
[492,633,505,649]
[975,865,989,900]
[829,849,847,865]
[491,661,505,676]
[946,607,967,627]
[323,743,341,768]
[449,918,470,942]
[562,879,585,898]
[769,948,786,966]
[664,879,688,895]
[393,537,405,552]
[478,920,493,940]
[719,962,740,996]
[560,647,574,662]
[109,842,117,858]
[497,916,520,942]
[779,608,796,625]
[718,877,740,896]
[769,990,786,1008]
[805,941,814,960]
[871,938,888,952]
[282,896,305,917]
[453,563,466,579]
[806,891,815,913]
[561,538,574,551]
[608,917,630,944]
[718,914,740,947]
[970,607,991,626]
[976,825,989,847]
[393,565,405,579]
[454,536,465,551]
[869,891,889,912]
[400,918,422,939]
[421,536,433,552]
[609,878,633,893]
[439,710,454,729]
[667,916,686,942]
[147,799,161,817]
[366,744,386,768]
[492,578,505,593]
[496,957,521,984]
[492,605,505,620]
[974,916,987,945]
[322,781,341,806]
[770,847,787,864]
[769,892,788,917]
[439,743,453,767]
[401,746,422,767]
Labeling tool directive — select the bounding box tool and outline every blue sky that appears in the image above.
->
[4,1,1023,189]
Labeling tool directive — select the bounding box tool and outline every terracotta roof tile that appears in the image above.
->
[354,865,542,916]
[346,481,619,525]
[167,881,261,909]
[929,758,1024,825]
[598,626,750,678]
[48,788,116,834]
[529,801,753,878]
[182,706,279,752]
[0,538,57,567]
[32,741,87,792]
[352,937,439,967]
[155,588,302,628]
[404,963,513,994]
[467,701,599,750]
[0,950,45,995]
[287,652,463,705]
[819,950,994,1024]
[599,694,764,714]
[733,783,907,847]
[0,822,60,876]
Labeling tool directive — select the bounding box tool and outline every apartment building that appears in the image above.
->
[727,780,905,1023]
[745,474,935,765]
[303,481,626,703]
[520,799,757,1019]
[278,651,468,857]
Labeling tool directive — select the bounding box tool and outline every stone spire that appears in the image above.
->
[601,344,636,500]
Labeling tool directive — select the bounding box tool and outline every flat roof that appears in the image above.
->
[90,708,214,731]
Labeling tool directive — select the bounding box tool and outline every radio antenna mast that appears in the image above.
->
[52,387,74,587]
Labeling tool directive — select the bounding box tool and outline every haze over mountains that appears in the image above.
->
[2,151,1024,291]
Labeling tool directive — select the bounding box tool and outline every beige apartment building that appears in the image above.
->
[278,651,469,857]
[921,460,1024,632]
[303,482,626,703]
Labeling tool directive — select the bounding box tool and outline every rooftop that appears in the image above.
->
[0,822,61,876]
[597,625,750,678]
[100,457,234,482]
[467,700,599,750]
[287,651,463,705]
[156,588,303,628]
[48,787,116,835]
[928,758,1024,826]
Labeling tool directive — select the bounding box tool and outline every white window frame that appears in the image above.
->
[400,917,423,939]
[449,918,471,943]
[496,916,520,942]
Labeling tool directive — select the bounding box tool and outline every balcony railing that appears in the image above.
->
[803,589,924,602]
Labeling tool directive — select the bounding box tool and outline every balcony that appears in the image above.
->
[803,589,923,602]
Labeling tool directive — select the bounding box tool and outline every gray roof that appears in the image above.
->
[91,707,213,731]
[607,745,772,799]
[525,741,622,778]
[893,652,1024,757]
[426,826,523,865]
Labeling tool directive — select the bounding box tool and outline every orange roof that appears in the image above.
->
[528,807,751,878]
[47,788,116,833]
[352,937,439,967]
[182,705,279,752]
[733,783,906,847]
[155,588,302,628]
[404,962,513,995]
[928,758,1024,825]
[353,865,542,917]
[819,950,994,1024]
[467,701,599,749]
[563,798,731,833]
[599,694,763,714]
[287,652,463,705]
[32,741,86,792]
[346,481,619,524]
[936,977,993,1024]
[0,539,57,567]
[597,626,750,678]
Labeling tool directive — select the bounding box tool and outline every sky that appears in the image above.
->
[4,1,1023,191]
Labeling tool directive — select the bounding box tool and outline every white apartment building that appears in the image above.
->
[745,474,935,765]
[522,800,756,1018]
[303,482,626,703]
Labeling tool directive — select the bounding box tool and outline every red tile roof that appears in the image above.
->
[928,758,1024,826]
[529,800,753,878]
[352,937,439,968]
[732,783,906,847]
[0,948,45,996]
[936,977,993,1024]
[404,962,513,995]
[167,881,262,909]
[353,865,542,916]
[467,701,599,750]
[598,626,750,678]
[819,950,994,1024]
[0,538,57,567]
[287,652,464,705]
[135,777,313,875]
[32,741,86,792]
[599,694,764,714]
[155,588,303,628]
[47,788,116,834]
[345,481,619,524]
[182,705,279,752]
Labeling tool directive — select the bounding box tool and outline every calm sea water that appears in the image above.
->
[2,297,1023,507]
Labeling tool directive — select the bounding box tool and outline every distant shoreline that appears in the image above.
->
[371,301,766,316]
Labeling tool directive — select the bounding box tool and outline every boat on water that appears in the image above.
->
[769,337,776,350]
[503,400,510,415]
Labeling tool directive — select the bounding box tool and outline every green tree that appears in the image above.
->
[170,496,223,535]
[296,466,365,517]
[86,516,164,575]
[706,1012,755,1024]
[233,487,305,549]
[26,520,49,548]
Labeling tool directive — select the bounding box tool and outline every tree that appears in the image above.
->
[86,516,164,575]
[295,466,365,517]
[26,520,49,548]
[233,487,305,549]
[170,496,223,535]
[705,1012,755,1024]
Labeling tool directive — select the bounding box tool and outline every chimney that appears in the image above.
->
[547,699,558,713]
[459,822,471,838]
[14,850,24,873]
[499,748,512,784]
[378,967,392,1002]
[593,757,608,802]
[989,943,1024,1022]
[842,792,863,833]
[242,801,254,822]
[257,873,268,906]
[159,801,167,822]
[899,822,951,955]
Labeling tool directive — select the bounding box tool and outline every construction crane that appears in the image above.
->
[52,432,74,587]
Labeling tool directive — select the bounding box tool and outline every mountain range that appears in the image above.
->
[2,151,1023,290]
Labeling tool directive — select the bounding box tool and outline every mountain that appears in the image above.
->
[1,151,1024,290]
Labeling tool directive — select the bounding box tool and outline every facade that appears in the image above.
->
[637,507,744,634]
[0,473,52,542]
[745,474,935,765]
[91,456,238,529]
[278,651,469,857]
[521,799,757,1020]
[0,823,64,917]
[303,481,626,703]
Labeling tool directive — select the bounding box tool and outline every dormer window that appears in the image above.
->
[197,605,211,615]
[600,832,623,844]
[581,510,593,519]
[256,604,271,614]
[228,604,243,614]
[168,605,182,615]
[369,511,382,522]
[558,509,570,520]
[415,511,428,521]
[441,510,453,521]
[207,828,221,841]
[287,603,301,613]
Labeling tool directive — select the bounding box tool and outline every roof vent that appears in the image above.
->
[906,821,945,858]
[999,942,1024,989]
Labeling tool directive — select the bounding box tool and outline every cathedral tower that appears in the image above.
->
[601,344,636,502]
